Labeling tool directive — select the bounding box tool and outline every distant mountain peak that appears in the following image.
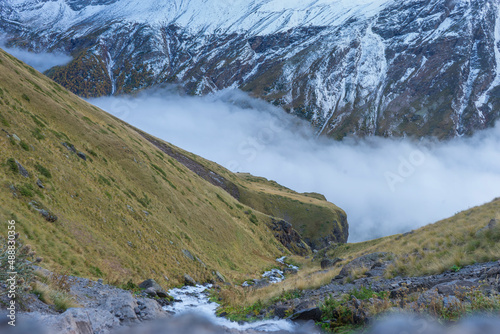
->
[2,0,499,139]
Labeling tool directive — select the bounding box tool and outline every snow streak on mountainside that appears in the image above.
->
[1,0,500,138]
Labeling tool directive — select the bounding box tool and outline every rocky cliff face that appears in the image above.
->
[1,0,499,139]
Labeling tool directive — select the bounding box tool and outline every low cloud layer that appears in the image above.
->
[90,89,500,242]
[0,40,72,72]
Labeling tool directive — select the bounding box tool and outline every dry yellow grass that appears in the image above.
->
[326,198,500,278]
[0,48,342,287]
[221,198,500,311]
[218,256,342,308]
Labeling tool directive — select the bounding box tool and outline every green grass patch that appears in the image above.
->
[20,141,30,151]
[35,164,52,178]
[19,183,34,197]
[31,128,45,140]
[6,158,19,173]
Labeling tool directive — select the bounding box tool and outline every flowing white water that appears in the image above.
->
[164,285,297,332]
[164,257,300,332]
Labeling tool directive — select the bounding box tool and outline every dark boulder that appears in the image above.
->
[288,307,322,322]
[476,219,499,236]
[270,219,310,256]
[432,280,479,296]
[321,258,342,269]
[215,272,226,283]
[183,274,196,286]
[138,279,169,298]
[62,142,76,153]
[40,209,58,222]
[15,160,29,178]
[182,249,195,261]
[77,152,87,161]
[339,252,393,278]
[29,201,57,222]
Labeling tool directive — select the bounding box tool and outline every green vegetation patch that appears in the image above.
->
[6,158,18,173]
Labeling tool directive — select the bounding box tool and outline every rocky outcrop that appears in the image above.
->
[138,279,169,299]
[8,274,167,334]
[270,219,310,256]
[139,131,240,200]
[288,307,322,322]
[29,201,58,222]
[476,219,499,236]
[320,258,342,270]
[265,260,500,325]
[183,274,196,287]
[338,252,393,279]
[15,160,29,178]
[303,211,349,250]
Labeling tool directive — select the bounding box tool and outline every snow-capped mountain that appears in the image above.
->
[1,0,499,138]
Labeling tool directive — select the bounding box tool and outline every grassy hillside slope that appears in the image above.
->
[0,48,346,287]
[324,197,500,278]
[219,198,500,315]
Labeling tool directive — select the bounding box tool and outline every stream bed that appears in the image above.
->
[164,284,297,332]
[164,257,300,332]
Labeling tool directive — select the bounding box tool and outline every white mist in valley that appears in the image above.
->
[0,39,72,72]
[90,89,500,242]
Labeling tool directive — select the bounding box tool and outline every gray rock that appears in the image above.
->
[102,292,141,324]
[433,280,478,296]
[477,219,499,236]
[40,209,58,222]
[289,307,322,322]
[272,305,290,318]
[12,134,21,142]
[36,179,45,189]
[284,268,298,275]
[443,296,461,309]
[242,281,254,287]
[184,274,196,286]
[215,271,226,283]
[339,252,392,278]
[144,287,157,297]
[252,279,270,289]
[195,256,207,268]
[321,258,342,269]
[19,307,119,334]
[29,201,57,222]
[138,279,169,298]
[486,267,500,277]
[135,298,165,321]
[182,249,195,261]
[15,160,29,178]
[77,152,87,161]
[62,142,76,153]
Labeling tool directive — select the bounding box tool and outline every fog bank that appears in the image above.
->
[0,39,72,72]
[90,89,500,242]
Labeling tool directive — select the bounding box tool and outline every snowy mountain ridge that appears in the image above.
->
[3,0,391,34]
[1,0,500,138]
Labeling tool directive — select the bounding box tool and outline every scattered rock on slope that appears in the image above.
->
[476,219,499,236]
[184,274,196,286]
[138,279,169,298]
[321,257,343,269]
[15,160,29,178]
[338,252,393,278]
